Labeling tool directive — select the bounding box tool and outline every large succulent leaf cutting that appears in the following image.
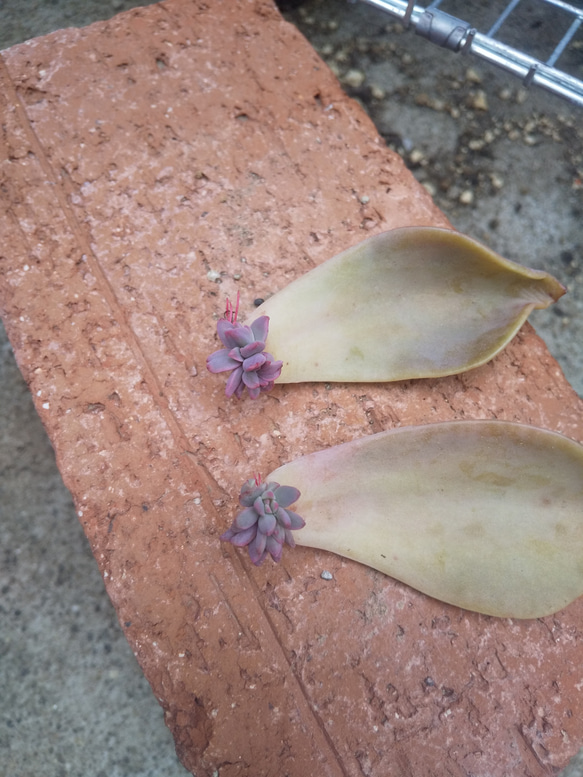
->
[268,421,583,618]
[247,228,565,383]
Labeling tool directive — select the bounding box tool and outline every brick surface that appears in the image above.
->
[1,1,582,775]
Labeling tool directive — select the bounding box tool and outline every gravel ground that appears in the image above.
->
[284,0,583,399]
[1,1,582,776]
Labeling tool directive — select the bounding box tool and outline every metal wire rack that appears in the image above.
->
[359,0,583,106]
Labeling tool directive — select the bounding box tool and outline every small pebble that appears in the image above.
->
[342,68,366,88]
[459,189,474,205]
[207,269,221,282]
[370,84,386,100]
[465,67,482,84]
[321,570,333,581]
[516,89,529,104]
[470,90,489,111]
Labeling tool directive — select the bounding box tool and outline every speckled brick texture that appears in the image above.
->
[1,1,583,775]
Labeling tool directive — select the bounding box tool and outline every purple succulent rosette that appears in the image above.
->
[206,296,283,400]
[221,477,305,565]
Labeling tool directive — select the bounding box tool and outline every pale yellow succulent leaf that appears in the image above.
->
[269,421,583,619]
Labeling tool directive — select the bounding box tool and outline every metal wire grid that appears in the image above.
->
[359,0,583,106]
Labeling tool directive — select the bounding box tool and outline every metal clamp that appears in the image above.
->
[415,9,472,51]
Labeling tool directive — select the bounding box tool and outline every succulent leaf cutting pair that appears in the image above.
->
[206,227,583,618]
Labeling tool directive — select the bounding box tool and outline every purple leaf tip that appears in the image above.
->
[221,476,305,565]
[206,295,282,399]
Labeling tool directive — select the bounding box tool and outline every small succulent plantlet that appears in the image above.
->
[243,227,565,384]
[206,291,283,399]
[259,421,583,618]
[220,474,305,565]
